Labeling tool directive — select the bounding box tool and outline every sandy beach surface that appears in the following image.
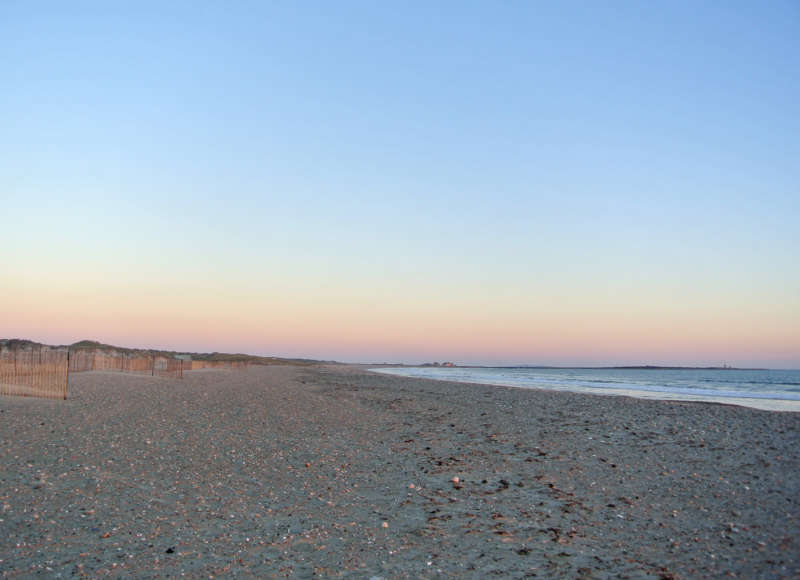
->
[1,364,798,578]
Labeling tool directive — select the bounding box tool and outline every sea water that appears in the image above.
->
[372,367,800,412]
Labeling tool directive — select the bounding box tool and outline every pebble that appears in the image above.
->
[1,363,796,578]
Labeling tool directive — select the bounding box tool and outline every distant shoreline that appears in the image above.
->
[463,365,770,371]
[398,364,770,371]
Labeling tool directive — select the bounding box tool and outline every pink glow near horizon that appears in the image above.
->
[2,290,797,367]
[2,218,797,368]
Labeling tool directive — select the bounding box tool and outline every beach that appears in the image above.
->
[1,364,798,578]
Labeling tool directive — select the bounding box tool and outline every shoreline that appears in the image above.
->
[2,364,798,577]
[369,366,800,413]
[406,365,773,371]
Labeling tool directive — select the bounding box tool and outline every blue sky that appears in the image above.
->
[2,1,799,366]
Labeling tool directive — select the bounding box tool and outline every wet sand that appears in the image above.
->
[1,364,798,578]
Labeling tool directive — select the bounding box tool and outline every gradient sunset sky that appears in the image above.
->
[2,1,799,367]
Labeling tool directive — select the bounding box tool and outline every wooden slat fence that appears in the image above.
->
[153,357,183,378]
[68,349,96,372]
[69,350,183,379]
[1,346,252,400]
[188,360,248,370]
[0,346,69,399]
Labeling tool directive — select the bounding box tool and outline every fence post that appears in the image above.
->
[152,354,155,376]
[65,350,70,399]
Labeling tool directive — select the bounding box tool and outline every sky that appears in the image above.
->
[2,1,799,367]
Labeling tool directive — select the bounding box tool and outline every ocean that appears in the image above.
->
[372,366,800,412]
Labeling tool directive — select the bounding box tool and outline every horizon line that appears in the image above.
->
[2,336,796,371]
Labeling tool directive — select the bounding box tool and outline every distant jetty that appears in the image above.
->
[604,365,767,371]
